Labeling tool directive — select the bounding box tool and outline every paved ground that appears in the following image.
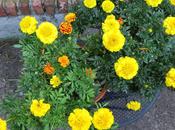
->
[0,42,175,130]
[0,14,64,41]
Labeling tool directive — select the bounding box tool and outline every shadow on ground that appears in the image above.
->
[0,42,175,130]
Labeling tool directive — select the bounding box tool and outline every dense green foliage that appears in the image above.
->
[0,33,99,129]
[71,0,175,98]
[1,0,175,129]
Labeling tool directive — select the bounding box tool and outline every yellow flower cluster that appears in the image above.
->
[165,68,175,88]
[20,13,76,45]
[19,14,77,119]
[163,16,175,35]
[30,99,51,117]
[170,0,175,5]
[83,0,97,8]
[68,108,114,130]
[83,0,115,13]
[145,0,163,7]
[102,15,125,52]
[114,56,139,80]
[19,16,58,44]
[127,101,141,111]
[102,0,115,13]
[0,118,7,130]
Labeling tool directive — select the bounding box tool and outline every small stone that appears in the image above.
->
[44,0,55,15]
[32,0,44,15]
[0,0,6,16]
[57,0,68,13]
[4,0,17,16]
[19,0,30,15]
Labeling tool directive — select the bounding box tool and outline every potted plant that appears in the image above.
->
[0,0,175,130]
[0,14,118,130]
[69,0,175,126]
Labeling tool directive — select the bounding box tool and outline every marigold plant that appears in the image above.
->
[1,0,175,130]
[71,0,175,99]
[1,14,100,130]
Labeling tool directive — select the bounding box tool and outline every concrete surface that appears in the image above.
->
[0,14,64,41]
[0,42,175,130]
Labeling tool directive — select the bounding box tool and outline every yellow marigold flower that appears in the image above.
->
[30,99,51,117]
[163,16,175,35]
[165,68,175,88]
[103,30,125,52]
[68,108,92,130]
[170,0,175,6]
[36,22,58,44]
[65,13,76,23]
[19,16,38,35]
[59,21,73,35]
[106,14,116,20]
[43,63,55,75]
[83,0,97,8]
[145,0,163,7]
[0,118,7,130]
[58,55,70,68]
[102,15,120,33]
[102,0,115,13]
[50,75,62,88]
[127,101,141,111]
[92,108,114,130]
[114,56,139,80]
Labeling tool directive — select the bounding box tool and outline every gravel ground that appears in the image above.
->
[0,42,175,130]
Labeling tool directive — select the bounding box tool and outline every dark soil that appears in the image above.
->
[0,41,22,101]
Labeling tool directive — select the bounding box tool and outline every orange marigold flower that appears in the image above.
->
[118,17,124,25]
[58,55,70,68]
[59,22,73,35]
[43,63,55,75]
[65,13,76,23]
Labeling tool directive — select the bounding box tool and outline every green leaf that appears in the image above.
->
[13,44,22,48]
